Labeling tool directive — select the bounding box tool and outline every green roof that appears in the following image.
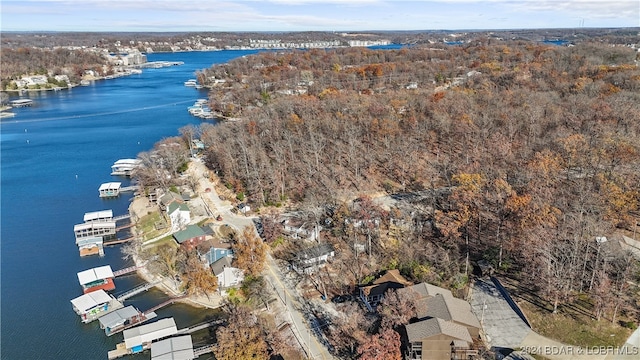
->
[168,201,190,215]
[173,224,205,244]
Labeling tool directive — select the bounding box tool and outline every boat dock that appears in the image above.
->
[111,159,141,176]
[10,99,33,107]
[99,182,122,197]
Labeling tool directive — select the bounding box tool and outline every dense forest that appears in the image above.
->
[194,41,640,326]
[0,47,107,87]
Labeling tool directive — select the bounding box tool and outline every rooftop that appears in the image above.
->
[405,317,472,343]
[173,224,206,244]
[77,265,114,285]
[151,335,194,360]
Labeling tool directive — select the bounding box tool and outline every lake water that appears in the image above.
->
[0,50,259,360]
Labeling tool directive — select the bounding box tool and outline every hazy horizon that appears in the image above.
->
[1,0,638,33]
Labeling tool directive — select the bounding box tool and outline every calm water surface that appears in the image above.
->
[1,50,258,360]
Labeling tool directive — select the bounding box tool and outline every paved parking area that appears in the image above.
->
[470,278,532,349]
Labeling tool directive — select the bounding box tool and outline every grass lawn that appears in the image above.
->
[500,276,633,348]
[136,211,168,240]
[519,301,632,347]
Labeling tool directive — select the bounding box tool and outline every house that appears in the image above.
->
[359,269,412,311]
[200,237,234,267]
[292,243,335,274]
[238,203,250,214]
[282,218,322,240]
[167,201,191,231]
[405,317,477,360]
[210,256,244,289]
[400,282,481,360]
[173,224,206,250]
[159,192,183,209]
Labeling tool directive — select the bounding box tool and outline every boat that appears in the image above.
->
[184,79,197,86]
[80,80,91,86]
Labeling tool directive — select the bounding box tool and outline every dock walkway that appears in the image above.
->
[116,282,158,302]
[143,295,185,315]
[194,345,214,357]
[176,319,224,335]
[112,266,138,277]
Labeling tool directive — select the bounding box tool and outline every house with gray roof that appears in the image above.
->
[406,317,476,360]
[210,256,243,289]
[400,282,481,360]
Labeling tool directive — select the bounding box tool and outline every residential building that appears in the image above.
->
[405,317,476,360]
[292,243,335,274]
[399,282,481,360]
[210,256,243,289]
[173,224,206,250]
[167,201,191,231]
[359,269,412,311]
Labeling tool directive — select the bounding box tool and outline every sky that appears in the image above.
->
[1,0,638,32]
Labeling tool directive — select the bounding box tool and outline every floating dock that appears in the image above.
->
[151,335,195,360]
[9,99,33,107]
[70,289,123,323]
[98,305,157,336]
[108,318,178,359]
[99,182,122,197]
[77,265,115,294]
[111,159,141,176]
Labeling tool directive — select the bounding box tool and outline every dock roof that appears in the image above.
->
[124,318,178,349]
[76,236,104,247]
[78,265,114,286]
[74,221,116,233]
[84,209,113,222]
[151,335,194,360]
[99,182,122,191]
[71,289,112,313]
[99,306,139,329]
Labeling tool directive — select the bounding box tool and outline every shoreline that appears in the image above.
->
[128,193,223,310]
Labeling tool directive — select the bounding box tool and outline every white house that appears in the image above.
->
[167,201,191,231]
[292,243,335,274]
[210,257,243,289]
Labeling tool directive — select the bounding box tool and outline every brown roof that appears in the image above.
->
[400,282,453,300]
[425,294,480,330]
[361,269,412,297]
[373,269,412,286]
[405,317,472,343]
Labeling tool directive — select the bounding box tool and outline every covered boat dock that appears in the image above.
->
[99,182,122,197]
[70,289,123,323]
[77,265,115,294]
[98,305,157,336]
[151,335,194,360]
